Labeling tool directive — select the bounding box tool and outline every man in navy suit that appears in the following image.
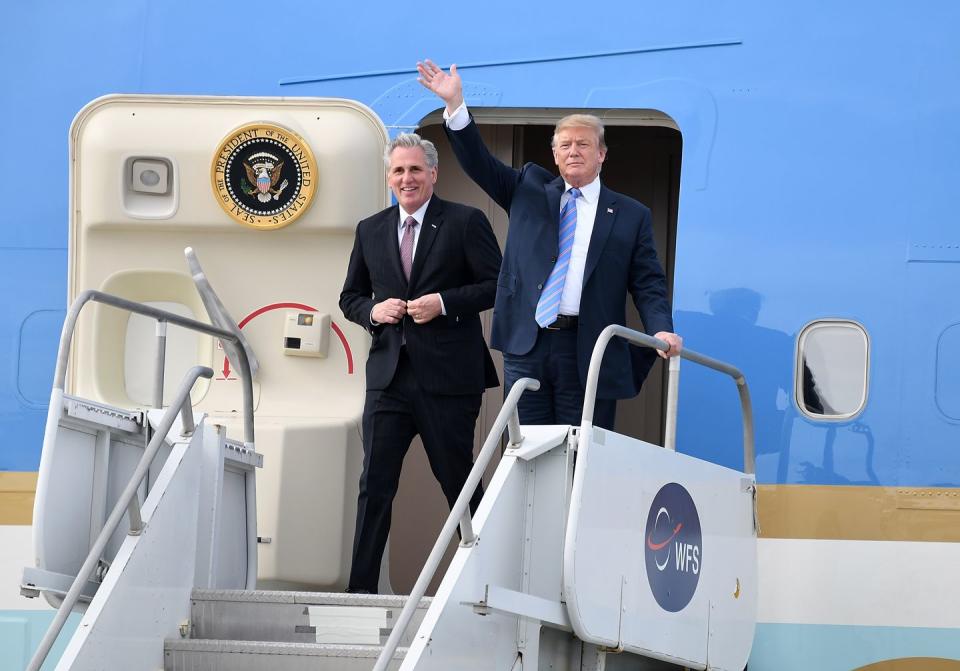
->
[417,60,682,430]
[340,133,502,593]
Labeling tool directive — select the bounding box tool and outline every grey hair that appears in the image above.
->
[551,114,607,151]
[384,133,439,170]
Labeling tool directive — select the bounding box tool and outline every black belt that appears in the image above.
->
[543,314,578,331]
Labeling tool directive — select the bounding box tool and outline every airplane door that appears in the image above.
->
[900,253,960,485]
[69,95,389,589]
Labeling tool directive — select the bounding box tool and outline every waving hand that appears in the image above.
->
[416,59,464,114]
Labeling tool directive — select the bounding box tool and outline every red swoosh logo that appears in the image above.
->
[647,522,683,551]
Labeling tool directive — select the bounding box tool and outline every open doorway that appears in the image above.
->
[389,110,682,593]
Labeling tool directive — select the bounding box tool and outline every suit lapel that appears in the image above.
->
[409,197,443,290]
[583,185,616,286]
[380,205,406,286]
[543,178,564,252]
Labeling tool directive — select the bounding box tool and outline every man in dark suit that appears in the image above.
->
[339,133,502,593]
[417,60,682,430]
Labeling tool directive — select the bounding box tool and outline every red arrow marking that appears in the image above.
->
[220,302,354,377]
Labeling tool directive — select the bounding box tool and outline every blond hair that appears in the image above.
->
[552,114,606,151]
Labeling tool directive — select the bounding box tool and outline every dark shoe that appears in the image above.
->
[345,587,373,594]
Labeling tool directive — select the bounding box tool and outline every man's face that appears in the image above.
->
[388,146,437,212]
[552,126,606,188]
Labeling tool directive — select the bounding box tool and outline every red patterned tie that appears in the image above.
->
[400,216,416,280]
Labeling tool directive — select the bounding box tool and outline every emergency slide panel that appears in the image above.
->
[563,425,757,671]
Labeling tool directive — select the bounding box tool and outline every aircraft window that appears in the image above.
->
[796,320,869,419]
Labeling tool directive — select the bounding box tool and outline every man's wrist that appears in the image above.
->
[443,101,469,130]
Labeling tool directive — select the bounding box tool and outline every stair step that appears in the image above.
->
[190,589,430,646]
[164,639,406,671]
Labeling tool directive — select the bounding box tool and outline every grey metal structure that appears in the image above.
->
[371,377,540,671]
[26,248,260,671]
[54,288,256,444]
[188,589,432,645]
[29,311,755,669]
[582,324,756,474]
[27,366,213,671]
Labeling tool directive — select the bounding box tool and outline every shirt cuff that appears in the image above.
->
[369,307,379,326]
[438,293,447,316]
[443,102,469,130]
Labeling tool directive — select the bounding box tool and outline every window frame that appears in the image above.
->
[794,318,870,421]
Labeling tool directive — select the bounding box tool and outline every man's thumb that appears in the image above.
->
[450,64,458,77]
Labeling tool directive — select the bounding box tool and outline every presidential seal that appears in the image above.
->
[211,123,317,230]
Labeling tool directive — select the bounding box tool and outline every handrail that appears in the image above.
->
[27,366,214,671]
[582,324,755,474]
[372,377,541,671]
[54,289,255,444]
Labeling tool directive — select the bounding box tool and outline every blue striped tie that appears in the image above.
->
[535,187,581,327]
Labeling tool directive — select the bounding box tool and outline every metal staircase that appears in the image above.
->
[159,326,759,671]
[164,590,431,670]
[25,294,759,670]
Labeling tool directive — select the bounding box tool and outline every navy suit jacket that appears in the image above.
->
[445,119,673,400]
[340,196,501,395]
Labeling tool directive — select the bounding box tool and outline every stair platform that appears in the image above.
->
[164,639,407,671]
[188,589,430,646]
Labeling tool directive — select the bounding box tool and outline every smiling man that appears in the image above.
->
[417,60,682,430]
[339,133,502,593]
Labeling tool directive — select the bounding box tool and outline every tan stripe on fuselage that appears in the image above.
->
[0,472,37,525]
[758,485,960,542]
[5,476,960,541]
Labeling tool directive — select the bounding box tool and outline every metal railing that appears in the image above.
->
[54,289,255,443]
[27,366,212,671]
[582,324,755,474]
[28,289,259,671]
[372,377,540,671]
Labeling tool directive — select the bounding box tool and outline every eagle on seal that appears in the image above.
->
[243,159,286,203]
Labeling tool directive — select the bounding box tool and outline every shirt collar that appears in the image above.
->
[563,175,601,203]
[399,198,432,229]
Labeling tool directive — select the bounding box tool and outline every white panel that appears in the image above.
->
[564,426,756,671]
[758,538,960,628]
[231,417,359,587]
[214,468,250,588]
[36,426,97,576]
[401,454,531,670]
[102,437,149,561]
[57,425,211,670]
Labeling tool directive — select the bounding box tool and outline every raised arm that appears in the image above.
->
[417,59,521,211]
[416,59,464,116]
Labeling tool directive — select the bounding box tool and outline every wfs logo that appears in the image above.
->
[644,482,702,612]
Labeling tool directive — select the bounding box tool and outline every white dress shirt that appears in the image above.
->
[370,197,445,324]
[445,102,599,315]
[557,177,599,316]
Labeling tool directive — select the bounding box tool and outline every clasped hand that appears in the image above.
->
[372,294,441,325]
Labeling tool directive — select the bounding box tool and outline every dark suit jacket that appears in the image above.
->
[340,196,502,395]
[445,119,673,400]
